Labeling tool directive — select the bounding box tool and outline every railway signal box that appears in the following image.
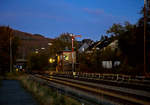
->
[56,50,76,72]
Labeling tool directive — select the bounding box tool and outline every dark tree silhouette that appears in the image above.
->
[0,26,20,74]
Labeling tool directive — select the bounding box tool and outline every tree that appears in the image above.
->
[49,33,78,57]
[27,33,79,71]
[106,20,146,75]
[27,51,51,71]
[79,52,94,72]
[0,26,20,74]
[107,23,124,36]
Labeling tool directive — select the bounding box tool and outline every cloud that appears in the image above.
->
[82,7,125,25]
[83,8,104,15]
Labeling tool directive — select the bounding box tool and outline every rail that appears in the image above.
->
[32,74,150,105]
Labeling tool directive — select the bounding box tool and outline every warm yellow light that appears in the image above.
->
[16,68,18,72]
[35,51,38,54]
[49,58,55,63]
[64,55,69,60]
[63,53,69,61]
[49,58,53,63]
[52,59,55,62]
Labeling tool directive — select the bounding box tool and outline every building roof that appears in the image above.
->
[86,37,117,52]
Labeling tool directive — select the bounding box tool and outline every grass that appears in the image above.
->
[0,72,81,105]
[2,71,23,80]
[19,74,81,105]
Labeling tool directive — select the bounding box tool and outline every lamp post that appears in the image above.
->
[69,34,81,72]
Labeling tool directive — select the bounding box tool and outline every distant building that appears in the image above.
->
[78,43,90,53]
[85,38,112,53]
[84,38,120,69]
[102,61,120,69]
[78,39,93,53]
[103,40,118,51]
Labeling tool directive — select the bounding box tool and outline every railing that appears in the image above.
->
[31,70,150,82]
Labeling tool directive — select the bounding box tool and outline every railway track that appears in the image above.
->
[33,74,150,105]
[51,76,150,99]
[54,75,150,92]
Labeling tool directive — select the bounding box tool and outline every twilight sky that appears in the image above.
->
[0,0,143,41]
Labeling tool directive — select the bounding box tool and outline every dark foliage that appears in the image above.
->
[0,26,20,74]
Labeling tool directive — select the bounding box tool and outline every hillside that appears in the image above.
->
[13,30,53,59]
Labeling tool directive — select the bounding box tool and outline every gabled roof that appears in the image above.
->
[78,43,90,53]
[86,38,115,52]
[87,41,100,50]
[96,39,112,49]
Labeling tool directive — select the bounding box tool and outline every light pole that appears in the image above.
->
[69,34,81,72]
[9,27,13,72]
[144,0,147,76]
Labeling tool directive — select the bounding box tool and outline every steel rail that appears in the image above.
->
[35,74,150,105]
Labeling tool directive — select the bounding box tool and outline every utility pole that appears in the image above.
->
[144,0,147,76]
[9,27,13,72]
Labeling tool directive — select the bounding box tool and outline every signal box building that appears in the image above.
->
[56,50,76,72]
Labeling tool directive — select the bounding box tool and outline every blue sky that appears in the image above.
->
[0,0,143,41]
